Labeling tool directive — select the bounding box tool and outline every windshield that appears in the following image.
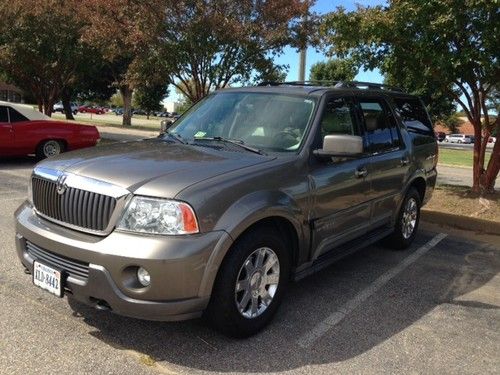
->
[167,92,317,152]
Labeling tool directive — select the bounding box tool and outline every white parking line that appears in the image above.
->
[297,232,448,348]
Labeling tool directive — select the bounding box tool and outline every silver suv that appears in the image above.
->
[15,81,438,337]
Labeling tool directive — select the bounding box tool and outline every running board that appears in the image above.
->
[294,226,394,281]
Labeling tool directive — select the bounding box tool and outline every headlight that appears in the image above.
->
[117,196,199,235]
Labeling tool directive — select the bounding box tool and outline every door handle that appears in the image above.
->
[355,166,368,178]
[401,157,410,166]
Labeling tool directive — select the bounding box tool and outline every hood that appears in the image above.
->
[36,139,275,198]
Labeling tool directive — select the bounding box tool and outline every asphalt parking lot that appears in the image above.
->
[1,157,499,375]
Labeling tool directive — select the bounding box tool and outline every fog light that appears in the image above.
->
[137,267,151,287]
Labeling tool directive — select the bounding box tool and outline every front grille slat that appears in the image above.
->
[26,241,89,280]
[31,177,117,233]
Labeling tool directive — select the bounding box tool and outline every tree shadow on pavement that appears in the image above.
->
[68,231,500,373]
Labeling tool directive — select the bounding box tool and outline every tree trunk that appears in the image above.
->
[62,90,75,120]
[120,86,132,127]
[43,101,53,117]
[483,119,500,192]
[471,119,482,193]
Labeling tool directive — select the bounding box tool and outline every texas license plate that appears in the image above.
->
[33,261,63,297]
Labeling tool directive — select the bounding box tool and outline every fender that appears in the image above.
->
[197,190,310,298]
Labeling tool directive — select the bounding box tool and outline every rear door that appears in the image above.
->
[8,106,36,154]
[356,96,409,227]
[0,106,14,156]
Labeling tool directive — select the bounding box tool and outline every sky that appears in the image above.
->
[276,0,386,82]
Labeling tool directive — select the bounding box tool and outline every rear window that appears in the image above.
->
[393,97,433,135]
[8,108,29,123]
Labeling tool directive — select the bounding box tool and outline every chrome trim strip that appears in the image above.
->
[32,167,130,199]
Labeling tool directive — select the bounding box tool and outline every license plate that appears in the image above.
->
[33,261,63,297]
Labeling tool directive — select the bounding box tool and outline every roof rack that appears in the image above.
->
[257,80,403,92]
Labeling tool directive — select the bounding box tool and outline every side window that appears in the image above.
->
[320,97,359,138]
[359,99,400,154]
[0,106,8,122]
[8,108,29,123]
[393,97,433,135]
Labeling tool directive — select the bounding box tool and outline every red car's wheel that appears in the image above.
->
[37,140,65,159]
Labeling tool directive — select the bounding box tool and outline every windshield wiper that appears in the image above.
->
[193,137,265,155]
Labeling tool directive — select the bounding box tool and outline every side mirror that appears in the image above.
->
[313,134,364,158]
[160,119,173,135]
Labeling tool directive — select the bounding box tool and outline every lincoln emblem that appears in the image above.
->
[56,174,68,195]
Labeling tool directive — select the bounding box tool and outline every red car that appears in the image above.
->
[78,105,105,114]
[0,101,100,158]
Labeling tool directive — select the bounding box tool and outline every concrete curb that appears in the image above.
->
[421,209,500,235]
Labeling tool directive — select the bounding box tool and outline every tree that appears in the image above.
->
[80,0,168,126]
[321,0,499,193]
[0,0,91,116]
[161,0,313,103]
[441,113,464,134]
[309,59,358,82]
[134,84,169,119]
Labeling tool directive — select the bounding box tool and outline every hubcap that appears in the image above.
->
[43,141,61,157]
[235,247,280,319]
[402,197,418,239]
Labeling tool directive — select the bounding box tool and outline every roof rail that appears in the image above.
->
[257,80,403,92]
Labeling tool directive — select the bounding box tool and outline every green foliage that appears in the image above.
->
[161,0,312,102]
[320,0,499,191]
[309,59,358,82]
[133,84,169,114]
[0,1,91,114]
[441,113,464,133]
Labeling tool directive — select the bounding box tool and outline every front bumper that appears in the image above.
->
[15,201,232,321]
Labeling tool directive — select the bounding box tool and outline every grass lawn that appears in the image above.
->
[438,148,492,168]
[425,184,499,222]
[51,113,162,131]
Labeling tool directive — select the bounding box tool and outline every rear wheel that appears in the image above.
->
[37,140,64,159]
[383,188,421,250]
[205,226,290,337]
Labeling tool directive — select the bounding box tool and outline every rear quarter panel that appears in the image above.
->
[13,120,99,153]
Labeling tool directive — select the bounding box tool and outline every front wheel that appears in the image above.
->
[204,226,290,337]
[383,188,421,250]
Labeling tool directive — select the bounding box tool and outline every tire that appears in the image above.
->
[204,226,290,338]
[383,188,421,250]
[36,140,64,159]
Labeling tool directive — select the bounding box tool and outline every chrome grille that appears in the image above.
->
[32,177,117,232]
[26,241,89,280]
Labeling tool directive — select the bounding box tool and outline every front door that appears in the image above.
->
[0,105,14,156]
[309,95,372,257]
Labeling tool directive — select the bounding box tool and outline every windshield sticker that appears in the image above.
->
[194,131,207,138]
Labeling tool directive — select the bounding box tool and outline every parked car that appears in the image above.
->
[445,134,472,144]
[488,136,496,144]
[14,82,437,337]
[53,102,79,115]
[435,131,446,142]
[78,105,105,114]
[0,101,99,158]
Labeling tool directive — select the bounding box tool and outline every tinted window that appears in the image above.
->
[393,97,433,135]
[8,108,28,123]
[320,97,359,138]
[360,100,400,153]
[0,106,8,122]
